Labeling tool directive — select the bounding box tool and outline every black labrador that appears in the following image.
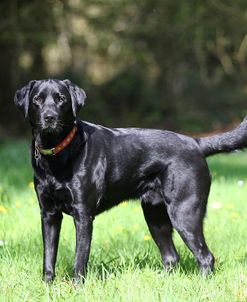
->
[14,79,247,282]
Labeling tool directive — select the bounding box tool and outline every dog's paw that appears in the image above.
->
[72,271,86,285]
[163,254,180,273]
[43,272,55,283]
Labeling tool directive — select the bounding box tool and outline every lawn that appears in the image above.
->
[0,139,247,302]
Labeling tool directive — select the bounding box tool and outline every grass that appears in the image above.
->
[0,139,247,301]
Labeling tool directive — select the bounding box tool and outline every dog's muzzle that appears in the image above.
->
[41,112,59,132]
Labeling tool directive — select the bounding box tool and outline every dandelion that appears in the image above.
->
[116,226,124,233]
[29,198,36,205]
[120,201,128,208]
[133,224,139,230]
[133,206,140,213]
[0,205,7,214]
[28,181,34,189]
[231,212,240,219]
[15,202,21,208]
[144,235,151,241]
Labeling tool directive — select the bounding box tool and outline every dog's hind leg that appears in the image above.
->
[141,201,179,271]
[164,164,215,274]
[168,201,215,274]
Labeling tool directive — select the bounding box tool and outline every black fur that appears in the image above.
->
[14,79,247,282]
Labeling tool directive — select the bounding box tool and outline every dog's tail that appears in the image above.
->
[196,117,247,157]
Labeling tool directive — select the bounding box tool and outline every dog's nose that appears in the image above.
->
[44,114,55,123]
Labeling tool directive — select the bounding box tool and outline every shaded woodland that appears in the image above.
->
[1,0,247,135]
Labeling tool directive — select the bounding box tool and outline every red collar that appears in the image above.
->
[36,126,78,156]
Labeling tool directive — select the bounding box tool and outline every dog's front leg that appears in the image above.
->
[41,211,63,282]
[73,209,93,281]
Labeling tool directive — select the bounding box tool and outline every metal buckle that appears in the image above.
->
[34,147,40,159]
[34,143,41,165]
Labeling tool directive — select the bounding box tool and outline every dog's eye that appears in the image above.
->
[56,94,66,103]
[33,96,43,104]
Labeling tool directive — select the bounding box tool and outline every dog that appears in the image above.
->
[14,79,247,282]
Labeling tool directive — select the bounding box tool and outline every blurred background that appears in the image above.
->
[1,0,247,136]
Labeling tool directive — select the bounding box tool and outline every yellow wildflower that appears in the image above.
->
[119,201,128,208]
[0,205,7,214]
[116,226,124,233]
[133,206,140,213]
[231,212,240,219]
[144,235,151,241]
[133,224,139,230]
[29,198,36,205]
[28,181,34,189]
[15,202,21,208]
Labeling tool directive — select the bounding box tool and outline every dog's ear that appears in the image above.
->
[14,80,36,118]
[63,79,86,117]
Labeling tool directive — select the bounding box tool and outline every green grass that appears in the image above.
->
[1,140,247,301]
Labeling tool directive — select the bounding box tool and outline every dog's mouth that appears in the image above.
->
[39,120,62,134]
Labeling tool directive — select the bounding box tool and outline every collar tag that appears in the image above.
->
[34,143,41,165]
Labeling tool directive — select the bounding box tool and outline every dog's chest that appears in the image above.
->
[43,177,75,215]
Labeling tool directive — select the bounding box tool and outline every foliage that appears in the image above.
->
[1,1,247,133]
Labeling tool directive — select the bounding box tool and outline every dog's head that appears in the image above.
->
[14,79,86,133]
